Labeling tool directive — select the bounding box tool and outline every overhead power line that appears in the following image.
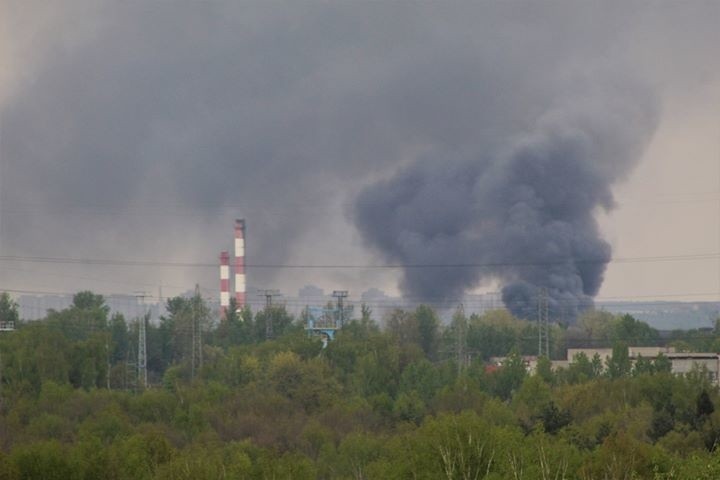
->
[2,190,720,215]
[0,252,717,269]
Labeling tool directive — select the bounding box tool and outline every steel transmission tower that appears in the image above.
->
[258,289,281,339]
[455,304,467,375]
[135,292,148,389]
[537,288,550,357]
[138,315,147,388]
[332,290,349,328]
[125,339,136,391]
[191,284,203,381]
[0,318,16,407]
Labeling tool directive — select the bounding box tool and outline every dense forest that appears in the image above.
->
[2,291,720,479]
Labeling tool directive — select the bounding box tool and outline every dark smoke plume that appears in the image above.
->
[353,88,659,321]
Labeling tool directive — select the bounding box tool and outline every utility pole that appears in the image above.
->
[258,289,281,340]
[135,292,148,389]
[332,290,349,328]
[537,288,550,358]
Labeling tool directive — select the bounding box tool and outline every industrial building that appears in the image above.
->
[490,347,720,385]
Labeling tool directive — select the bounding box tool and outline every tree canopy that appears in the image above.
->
[1,291,720,478]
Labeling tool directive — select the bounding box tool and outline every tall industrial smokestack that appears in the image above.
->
[234,219,246,310]
[219,251,230,318]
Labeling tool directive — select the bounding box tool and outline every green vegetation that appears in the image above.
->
[1,291,720,478]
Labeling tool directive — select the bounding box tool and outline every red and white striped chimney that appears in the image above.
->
[234,219,246,310]
[219,251,230,318]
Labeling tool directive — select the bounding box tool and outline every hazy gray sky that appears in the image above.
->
[0,1,719,308]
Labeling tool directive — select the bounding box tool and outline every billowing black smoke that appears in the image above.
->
[353,89,658,321]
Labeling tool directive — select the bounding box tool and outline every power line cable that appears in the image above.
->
[0,252,718,269]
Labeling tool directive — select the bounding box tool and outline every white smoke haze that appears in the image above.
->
[0,1,718,308]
